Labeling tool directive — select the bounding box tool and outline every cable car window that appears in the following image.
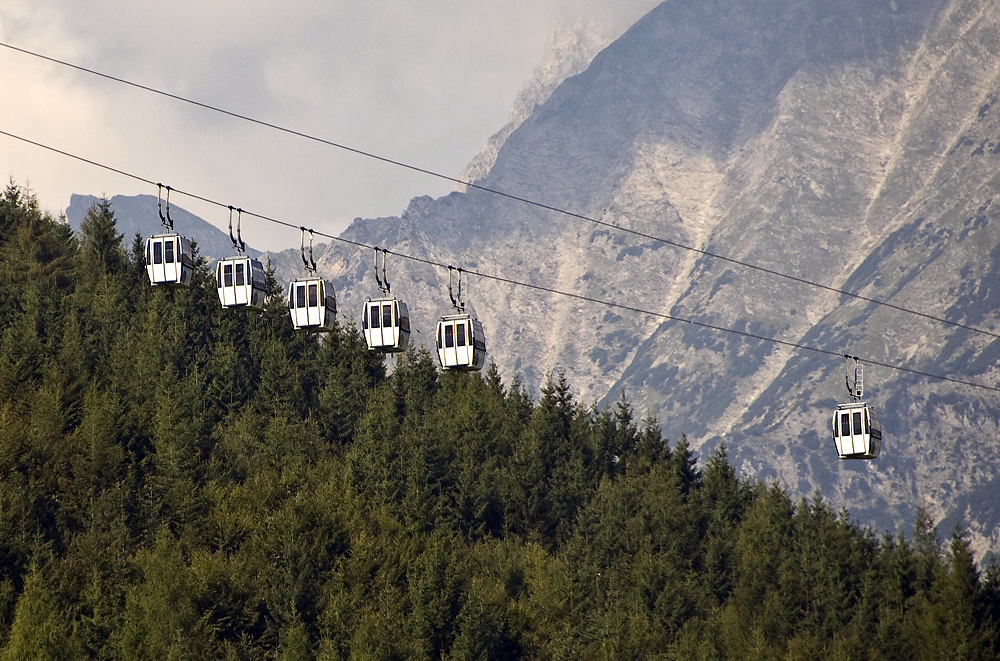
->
[841,413,851,435]
[153,241,163,265]
[296,285,306,308]
[164,240,175,264]
[456,322,467,347]
[235,262,245,286]
[223,263,233,287]
[865,410,871,433]
[445,324,454,348]
[382,304,392,328]
[437,324,442,349]
[370,304,380,328]
[853,412,862,436]
[833,415,839,437]
[309,284,318,307]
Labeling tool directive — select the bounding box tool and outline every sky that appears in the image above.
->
[0,1,660,250]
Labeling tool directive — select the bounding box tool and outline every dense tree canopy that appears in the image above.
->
[0,183,998,659]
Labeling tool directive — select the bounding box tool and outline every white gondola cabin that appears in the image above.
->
[145,233,194,287]
[436,313,486,371]
[216,256,267,309]
[832,402,882,460]
[362,298,411,352]
[287,278,337,331]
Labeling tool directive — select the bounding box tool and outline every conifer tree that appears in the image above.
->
[698,444,744,607]
[77,198,125,281]
[1,568,76,661]
[118,528,215,659]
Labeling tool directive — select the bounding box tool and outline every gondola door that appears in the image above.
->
[436,313,485,371]
[363,298,411,352]
[145,234,193,286]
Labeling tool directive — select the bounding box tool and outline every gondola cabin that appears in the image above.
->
[287,278,337,331]
[145,233,194,286]
[436,313,486,371]
[362,298,411,352]
[832,402,882,460]
[216,256,267,309]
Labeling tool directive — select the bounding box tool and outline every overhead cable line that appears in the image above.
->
[2,40,998,341]
[2,127,998,395]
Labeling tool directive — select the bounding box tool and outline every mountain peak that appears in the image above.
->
[458,21,613,188]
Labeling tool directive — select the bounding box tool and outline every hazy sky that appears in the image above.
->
[0,1,660,249]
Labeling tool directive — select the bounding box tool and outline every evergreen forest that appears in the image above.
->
[1,182,999,659]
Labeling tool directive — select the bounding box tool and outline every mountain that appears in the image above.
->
[458,21,614,188]
[66,194,261,262]
[326,0,1000,557]
[90,0,1000,557]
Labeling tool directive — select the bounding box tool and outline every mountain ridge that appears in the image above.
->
[65,193,262,262]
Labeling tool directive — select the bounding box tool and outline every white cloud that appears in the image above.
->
[0,0,660,249]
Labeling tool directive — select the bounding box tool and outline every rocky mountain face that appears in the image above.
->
[96,0,1000,557]
[328,0,1000,557]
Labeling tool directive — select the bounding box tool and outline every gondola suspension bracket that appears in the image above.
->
[157,183,174,232]
[448,266,465,313]
[374,247,391,295]
[300,227,317,274]
[228,206,246,255]
[845,355,863,402]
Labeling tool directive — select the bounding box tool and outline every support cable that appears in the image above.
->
[1,41,997,340]
[2,127,999,394]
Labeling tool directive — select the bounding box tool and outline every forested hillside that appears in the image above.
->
[2,185,999,659]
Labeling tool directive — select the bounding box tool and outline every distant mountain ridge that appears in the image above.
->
[75,0,1000,558]
[66,194,261,262]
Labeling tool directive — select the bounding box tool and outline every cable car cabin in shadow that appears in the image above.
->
[287,228,337,331]
[216,256,266,309]
[145,185,194,287]
[363,298,410,352]
[362,249,410,352]
[435,268,486,371]
[832,402,882,460]
[287,278,337,331]
[145,234,194,287]
[436,313,486,371]
[216,207,266,310]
